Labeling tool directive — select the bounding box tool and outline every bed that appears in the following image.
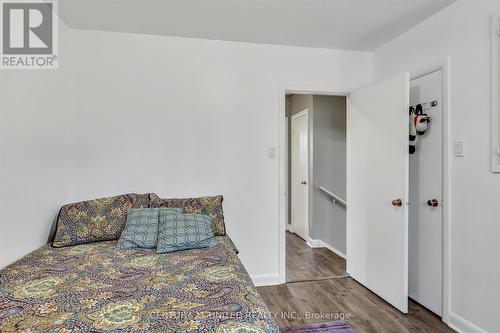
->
[0,194,280,333]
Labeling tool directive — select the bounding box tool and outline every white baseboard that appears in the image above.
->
[448,312,489,333]
[306,237,321,248]
[307,237,346,259]
[250,274,281,287]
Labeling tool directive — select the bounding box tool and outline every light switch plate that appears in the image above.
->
[455,141,464,157]
[267,147,276,158]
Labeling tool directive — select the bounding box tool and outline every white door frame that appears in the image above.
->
[290,109,309,239]
[285,116,290,230]
[277,62,451,323]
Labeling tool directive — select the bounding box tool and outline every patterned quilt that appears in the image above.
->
[0,237,280,333]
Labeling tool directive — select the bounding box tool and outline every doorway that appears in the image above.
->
[279,64,450,322]
[285,93,347,283]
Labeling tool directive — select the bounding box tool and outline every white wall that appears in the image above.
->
[65,31,371,282]
[0,27,372,282]
[374,1,500,332]
[0,21,72,267]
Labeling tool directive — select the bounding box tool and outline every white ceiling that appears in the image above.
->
[59,0,456,51]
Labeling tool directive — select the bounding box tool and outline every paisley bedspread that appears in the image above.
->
[0,237,280,333]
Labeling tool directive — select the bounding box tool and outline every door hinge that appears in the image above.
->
[496,27,500,36]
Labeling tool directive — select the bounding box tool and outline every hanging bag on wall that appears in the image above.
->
[415,104,431,135]
[409,106,417,154]
[410,104,432,154]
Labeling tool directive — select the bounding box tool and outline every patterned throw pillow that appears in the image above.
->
[157,210,216,254]
[52,193,151,247]
[117,208,182,249]
[150,194,226,236]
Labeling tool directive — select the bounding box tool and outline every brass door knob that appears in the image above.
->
[392,199,402,207]
[427,199,439,207]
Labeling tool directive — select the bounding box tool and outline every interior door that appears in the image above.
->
[291,109,309,240]
[347,73,410,313]
[409,70,443,315]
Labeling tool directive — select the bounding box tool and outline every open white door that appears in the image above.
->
[347,73,410,313]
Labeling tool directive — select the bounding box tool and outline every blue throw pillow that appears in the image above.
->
[157,210,216,254]
[117,208,181,249]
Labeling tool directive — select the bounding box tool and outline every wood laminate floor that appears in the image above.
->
[257,231,454,333]
[286,231,346,282]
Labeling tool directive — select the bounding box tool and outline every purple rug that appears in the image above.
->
[283,321,355,333]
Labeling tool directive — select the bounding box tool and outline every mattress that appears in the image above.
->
[0,237,280,333]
